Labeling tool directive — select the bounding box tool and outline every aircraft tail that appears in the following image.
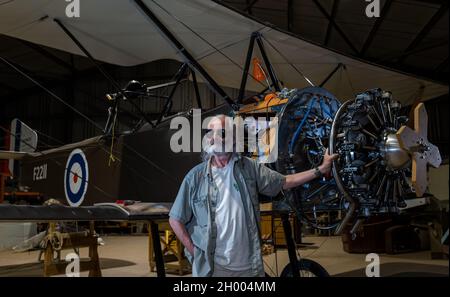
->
[0,119,37,177]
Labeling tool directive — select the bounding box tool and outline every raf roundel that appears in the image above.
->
[64,149,89,207]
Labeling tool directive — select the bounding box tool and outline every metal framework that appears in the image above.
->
[218,0,448,84]
[323,0,339,46]
[287,0,294,32]
[156,63,188,125]
[397,2,449,63]
[311,0,359,55]
[237,32,281,103]
[244,0,260,15]
[378,40,449,63]
[359,0,393,57]
[134,0,239,111]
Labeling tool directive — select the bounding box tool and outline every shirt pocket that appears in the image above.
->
[243,177,261,214]
[245,177,258,197]
[192,194,209,227]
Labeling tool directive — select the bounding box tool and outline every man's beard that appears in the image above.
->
[201,141,235,162]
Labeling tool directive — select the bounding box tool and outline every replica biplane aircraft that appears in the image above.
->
[0,0,447,276]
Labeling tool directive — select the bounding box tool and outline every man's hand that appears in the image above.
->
[169,218,195,257]
[318,148,339,175]
[283,148,339,190]
[187,243,195,257]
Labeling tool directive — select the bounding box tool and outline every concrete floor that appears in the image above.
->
[0,235,447,277]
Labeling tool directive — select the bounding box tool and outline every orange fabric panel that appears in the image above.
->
[252,57,266,82]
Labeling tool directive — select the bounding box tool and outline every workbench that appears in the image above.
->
[0,203,171,277]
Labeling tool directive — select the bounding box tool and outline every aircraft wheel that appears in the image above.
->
[280,259,330,277]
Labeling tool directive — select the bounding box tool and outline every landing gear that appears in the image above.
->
[280,259,330,277]
[265,211,330,277]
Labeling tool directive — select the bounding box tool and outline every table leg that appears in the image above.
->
[150,221,165,277]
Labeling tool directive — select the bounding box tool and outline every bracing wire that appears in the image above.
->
[0,55,179,184]
[261,34,315,87]
[151,0,269,90]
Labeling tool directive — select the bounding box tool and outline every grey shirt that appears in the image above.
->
[169,155,286,277]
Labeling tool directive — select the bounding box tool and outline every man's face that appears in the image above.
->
[204,116,232,156]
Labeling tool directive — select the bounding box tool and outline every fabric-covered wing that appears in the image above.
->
[0,0,447,103]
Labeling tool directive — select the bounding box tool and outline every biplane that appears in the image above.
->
[0,0,447,276]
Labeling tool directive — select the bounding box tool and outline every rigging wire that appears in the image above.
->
[0,124,165,200]
[33,129,65,146]
[0,125,118,200]
[0,55,178,184]
[0,56,104,131]
[260,34,315,87]
[151,0,269,90]
[342,65,356,95]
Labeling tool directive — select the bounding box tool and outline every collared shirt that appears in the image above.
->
[169,155,286,277]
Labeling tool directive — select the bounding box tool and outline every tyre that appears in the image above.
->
[280,259,330,277]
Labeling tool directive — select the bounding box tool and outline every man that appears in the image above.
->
[169,115,338,277]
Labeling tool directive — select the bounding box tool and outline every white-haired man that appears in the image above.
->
[169,115,338,277]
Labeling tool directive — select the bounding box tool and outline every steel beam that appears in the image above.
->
[312,0,359,54]
[397,2,448,63]
[360,0,393,57]
[324,0,339,46]
[287,0,294,32]
[244,0,260,14]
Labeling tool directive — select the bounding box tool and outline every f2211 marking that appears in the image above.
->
[33,164,47,181]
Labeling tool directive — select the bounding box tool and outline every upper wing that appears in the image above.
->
[0,0,447,103]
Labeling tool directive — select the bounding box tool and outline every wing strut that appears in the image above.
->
[133,0,239,111]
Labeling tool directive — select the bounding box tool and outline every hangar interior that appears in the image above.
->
[0,0,448,277]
